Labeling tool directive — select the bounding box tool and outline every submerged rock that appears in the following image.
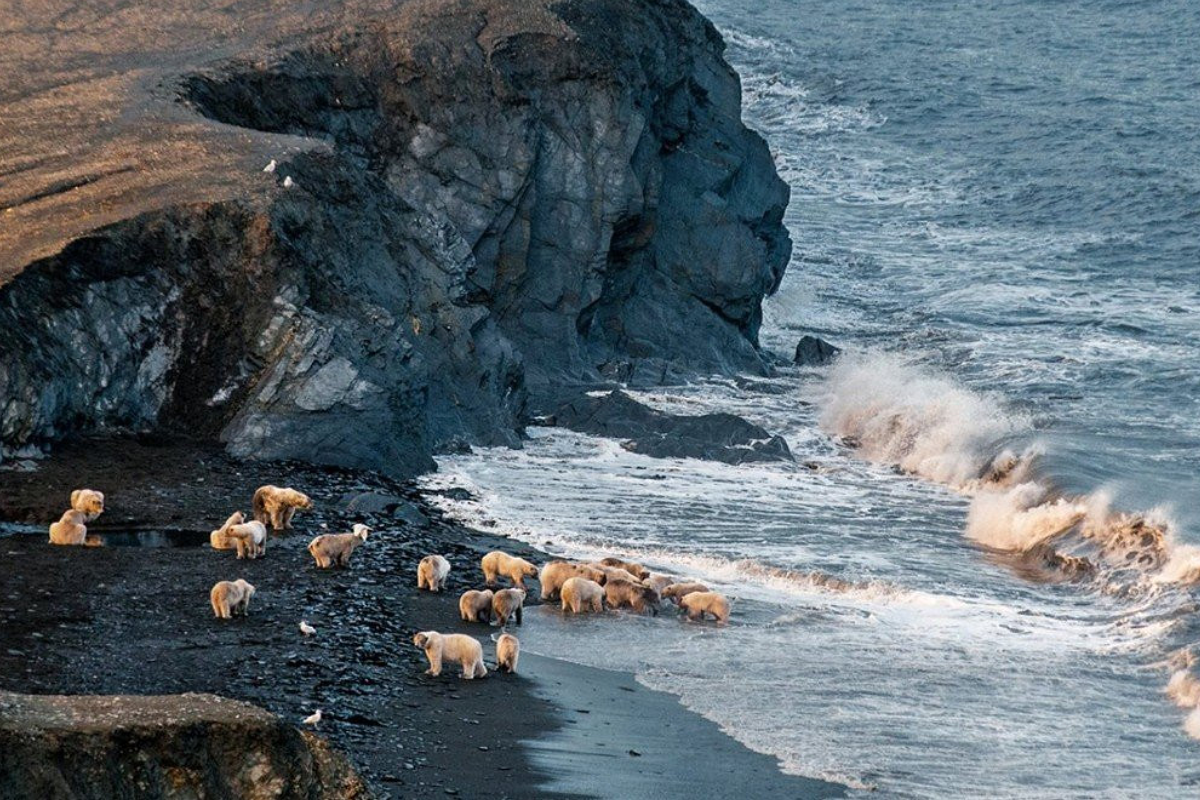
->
[793,335,841,366]
[553,391,793,465]
[0,692,368,800]
[0,0,791,476]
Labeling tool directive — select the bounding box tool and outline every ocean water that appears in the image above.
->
[423,2,1200,796]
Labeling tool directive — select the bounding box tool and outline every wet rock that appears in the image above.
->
[0,692,369,800]
[0,0,791,476]
[793,335,841,366]
[553,391,792,465]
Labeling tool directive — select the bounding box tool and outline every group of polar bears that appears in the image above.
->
[410,548,732,681]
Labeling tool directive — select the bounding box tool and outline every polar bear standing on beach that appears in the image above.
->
[413,631,486,679]
[210,579,256,619]
[539,561,607,600]
[560,577,605,614]
[459,589,494,623]
[418,554,451,591]
[492,587,526,626]
[308,524,370,568]
[481,550,539,589]
[227,520,269,560]
[679,591,730,624]
[48,509,88,546]
[252,485,312,531]
[70,489,105,522]
[599,557,650,580]
[494,632,520,673]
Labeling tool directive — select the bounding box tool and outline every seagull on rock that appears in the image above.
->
[282,175,295,188]
[303,709,322,726]
[299,620,316,636]
[263,159,276,173]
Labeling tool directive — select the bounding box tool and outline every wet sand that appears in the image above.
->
[0,437,844,798]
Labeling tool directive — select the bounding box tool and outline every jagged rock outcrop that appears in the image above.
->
[0,0,790,475]
[550,390,793,464]
[0,693,369,800]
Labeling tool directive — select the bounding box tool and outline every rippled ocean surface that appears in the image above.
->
[424,2,1200,796]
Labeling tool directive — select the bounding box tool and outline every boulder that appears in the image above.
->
[0,692,369,800]
[793,336,841,366]
[553,391,792,465]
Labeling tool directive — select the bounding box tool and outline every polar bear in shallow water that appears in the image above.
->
[599,556,650,580]
[418,554,451,591]
[560,577,605,614]
[539,561,607,599]
[413,631,486,679]
[678,591,730,624]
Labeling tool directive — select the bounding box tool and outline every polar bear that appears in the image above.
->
[679,591,730,624]
[226,520,269,560]
[587,563,643,585]
[604,579,659,615]
[491,587,526,626]
[308,524,370,568]
[481,551,539,589]
[417,554,451,591]
[560,577,605,614]
[413,631,486,679]
[661,582,710,604]
[643,573,675,596]
[70,489,105,522]
[494,632,520,674]
[599,557,650,580]
[48,509,88,546]
[210,579,256,618]
[210,511,246,550]
[539,561,607,600]
[459,589,494,623]
[252,485,313,531]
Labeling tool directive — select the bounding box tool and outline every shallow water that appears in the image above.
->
[425,2,1200,796]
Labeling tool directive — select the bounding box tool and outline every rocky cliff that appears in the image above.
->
[0,0,790,476]
[0,693,368,799]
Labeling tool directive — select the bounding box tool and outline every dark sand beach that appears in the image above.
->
[0,439,844,799]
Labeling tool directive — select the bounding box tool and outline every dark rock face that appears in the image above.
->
[793,335,841,366]
[0,0,791,476]
[552,391,793,465]
[0,693,368,800]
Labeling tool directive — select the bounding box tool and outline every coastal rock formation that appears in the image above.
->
[793,335,841,366]
[0,0,791,476]
[551,390,793,464]
[0,693,368,800]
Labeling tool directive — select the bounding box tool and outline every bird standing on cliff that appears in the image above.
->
[263,159,276,173]
[299,620,316,636]
[303,709,322,726]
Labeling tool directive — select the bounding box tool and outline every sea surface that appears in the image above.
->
[423,1,1200,796]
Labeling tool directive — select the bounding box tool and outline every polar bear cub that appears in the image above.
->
[560,577,605,614]
[539,561,607,600]
[679,591,730,624]
[210,579,256,618]
[418,554,451,591]
[226,520,268,560]
[252,485,313,531]
[413,631,486,679]
[482,550,539,588]
[494,632,520,674]
[308,524,370,568]
[459,589,494,623]
[48,509,89,546]
[70,489,105,522]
